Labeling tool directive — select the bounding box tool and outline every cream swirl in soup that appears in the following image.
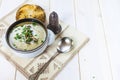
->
[9,22,46,51]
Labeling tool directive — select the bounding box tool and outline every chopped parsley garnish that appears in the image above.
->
[13,43,17,48]
[25,37,33,44]
[13,43,16,46]
[35,34,37,36]
[32,22,37,26]
[14,33,21,40]
[14,37,17,40]
[21,25,23,27]
[14,26,38,44]
[41,40,44,43]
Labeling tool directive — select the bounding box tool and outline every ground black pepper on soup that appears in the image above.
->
[9,22,46,51]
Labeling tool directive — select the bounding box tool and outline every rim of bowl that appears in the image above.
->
[5,18,48,53]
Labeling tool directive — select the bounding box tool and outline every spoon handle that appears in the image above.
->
[29,52,59,80]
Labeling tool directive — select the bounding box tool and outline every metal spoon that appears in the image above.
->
[29,37,73,80]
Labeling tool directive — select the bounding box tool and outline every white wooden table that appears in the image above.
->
[0,0,119,80]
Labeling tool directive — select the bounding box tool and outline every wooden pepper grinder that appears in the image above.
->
[47,11,62,34]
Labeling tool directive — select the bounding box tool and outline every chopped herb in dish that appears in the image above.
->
[41,40,44,43]
[14,25,39,44]
[21,25,24,27]
[13,43,17,48]
[14,33,22,40]
[13,43,16,46]
[32,22,37,26]
[35,34,37,36]
[14,37,17,40]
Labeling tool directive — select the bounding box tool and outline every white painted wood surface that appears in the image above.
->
[99,0,120,80]
[0,0,119,80]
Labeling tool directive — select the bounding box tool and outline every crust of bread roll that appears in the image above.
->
[16,4,46,23]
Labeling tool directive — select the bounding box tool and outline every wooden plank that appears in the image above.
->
[0,55,16,80]
[0,0,26,19]
[0,0,1,4]
[50,0,80,80]
[0,0,27,80]
[99,0,120,80]
[74,0,113,80]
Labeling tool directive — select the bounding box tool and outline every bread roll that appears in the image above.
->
[16,4,46,23]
